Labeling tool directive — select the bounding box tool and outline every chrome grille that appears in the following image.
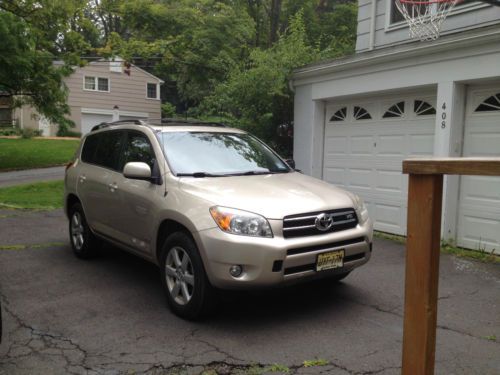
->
[283,208,358,239]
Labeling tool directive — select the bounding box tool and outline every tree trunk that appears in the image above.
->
[269,0,281,46]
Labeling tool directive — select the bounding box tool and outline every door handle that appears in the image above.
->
[108,182,118,192]
[79,175,86,183]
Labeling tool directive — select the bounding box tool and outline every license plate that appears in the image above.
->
[316,250,344,272]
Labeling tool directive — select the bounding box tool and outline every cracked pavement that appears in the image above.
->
[0,209,499,374]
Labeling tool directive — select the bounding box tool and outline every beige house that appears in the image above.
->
[15,58,163,136]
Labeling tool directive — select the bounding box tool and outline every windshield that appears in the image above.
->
[160,131,290,176]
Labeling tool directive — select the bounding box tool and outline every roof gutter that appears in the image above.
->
[292,27,500,82]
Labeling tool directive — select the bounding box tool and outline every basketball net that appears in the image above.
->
[395,0,459,41]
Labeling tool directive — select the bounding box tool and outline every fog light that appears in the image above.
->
[229,265,243,277]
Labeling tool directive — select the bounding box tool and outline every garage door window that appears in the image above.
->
[475,93,500,112]
[353,106,372,120]
[414,100,436,116]
[383,102,405,118]
[330,107,347,122]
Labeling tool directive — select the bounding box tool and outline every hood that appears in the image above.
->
[178,172,356,219]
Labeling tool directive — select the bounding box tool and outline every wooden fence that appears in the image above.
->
[401,157,500,374]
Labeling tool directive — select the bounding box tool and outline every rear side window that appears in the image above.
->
[121,131,156,171]
[81,134,99,164]
[81,130,125,171]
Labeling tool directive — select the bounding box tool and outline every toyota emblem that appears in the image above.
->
[315,213,334,231]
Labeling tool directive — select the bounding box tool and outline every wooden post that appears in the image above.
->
[402,174,443,375]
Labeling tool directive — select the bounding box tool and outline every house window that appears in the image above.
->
[475,93,500,112]
[0,108,12,125]
[330,107,347,122]
[414,100,436,116]
[390,0,406,24]
[383,101,405,118]
[84,76,109,92]
[354,106,372,120]
[147,83,158,99]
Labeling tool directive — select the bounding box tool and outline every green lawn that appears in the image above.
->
[0,138,80,171]
[0,180,64,209]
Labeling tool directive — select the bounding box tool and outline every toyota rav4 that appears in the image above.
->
[64,120,373,319]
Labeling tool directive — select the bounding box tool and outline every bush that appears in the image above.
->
[161,102,176,118]
[56,128,81,138]
[20,128,42,139]
[0,127,21,136]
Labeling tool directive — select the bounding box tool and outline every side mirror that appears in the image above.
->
[285,159,296,169]
[123,162,152,181]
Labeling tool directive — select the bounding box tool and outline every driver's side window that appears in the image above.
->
[121,131,156,171]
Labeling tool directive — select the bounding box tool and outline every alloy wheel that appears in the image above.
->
[165,246,195,305]
[71,212,85,250]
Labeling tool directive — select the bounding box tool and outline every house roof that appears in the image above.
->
[92,57,164,84]
[292,24,500,82]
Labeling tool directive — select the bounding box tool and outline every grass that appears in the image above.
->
[374,231,500,264]
[302,359,329,367]
[0,138,79,171]
[0,180,64,209]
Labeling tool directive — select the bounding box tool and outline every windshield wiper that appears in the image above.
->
[223,170,290,176]
[176,172,224,178]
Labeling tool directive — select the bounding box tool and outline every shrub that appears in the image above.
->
[20,128,42,139]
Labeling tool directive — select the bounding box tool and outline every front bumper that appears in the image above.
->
[193,218,373,289]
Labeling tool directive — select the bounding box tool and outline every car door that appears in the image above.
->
[77,130,125,237]
[106,130,161,254]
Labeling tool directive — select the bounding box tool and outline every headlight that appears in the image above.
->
[353,195,369,224]
[209,206,273,238]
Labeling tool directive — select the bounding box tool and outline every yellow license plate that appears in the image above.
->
[316,250,344,272]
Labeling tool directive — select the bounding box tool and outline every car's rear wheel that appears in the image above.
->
[69,203,100,259]
[160,232,215,320]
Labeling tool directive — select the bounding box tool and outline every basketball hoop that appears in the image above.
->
[395,0,459,41]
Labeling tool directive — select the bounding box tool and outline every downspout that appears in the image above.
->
[369,0,377,50]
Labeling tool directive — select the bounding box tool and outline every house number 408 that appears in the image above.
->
[441,103,447,129]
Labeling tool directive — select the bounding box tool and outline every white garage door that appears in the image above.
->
[457,86,500,253]
[81,113,113,135]
[323,94,436,235]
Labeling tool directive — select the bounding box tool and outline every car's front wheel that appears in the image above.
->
[69,203,100,259]
[160,232,215,320]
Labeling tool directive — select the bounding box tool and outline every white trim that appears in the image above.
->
[91,58,165,84]
[292,28,500,84]
[83,75,110,92]
[146,82,160,100]
[81,108,148,118]
[385,0,492,32]
[369,0,377,50]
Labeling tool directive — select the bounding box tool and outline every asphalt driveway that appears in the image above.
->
[0,167,65,188]
[0,209,499,375]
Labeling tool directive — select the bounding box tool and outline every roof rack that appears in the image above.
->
[159,118,228,128]
[90,119,148,132]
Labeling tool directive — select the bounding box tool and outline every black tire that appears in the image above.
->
[68,203,100,259]
[160,232,216,320]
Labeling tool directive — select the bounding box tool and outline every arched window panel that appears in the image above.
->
[475,93,500,112]
[383,101,405,118]
[330,107,347,121]
[414,100,436,116]
[354,106,372,120]
[330,107,347,122]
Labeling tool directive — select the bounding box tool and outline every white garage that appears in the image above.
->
[80,109,149,135]
[323,93,436,235]
[81,113,113,135]
[291,8,500,254]
[457,86,500,252]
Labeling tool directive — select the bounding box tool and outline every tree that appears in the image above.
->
[201,12,319,156]
[0,0,90,132]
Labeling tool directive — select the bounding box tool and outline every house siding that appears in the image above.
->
[356,0,500,52]
[66,63,161,131]
[14,61,162,136]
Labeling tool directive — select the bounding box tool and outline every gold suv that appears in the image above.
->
[64,120,373,319]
